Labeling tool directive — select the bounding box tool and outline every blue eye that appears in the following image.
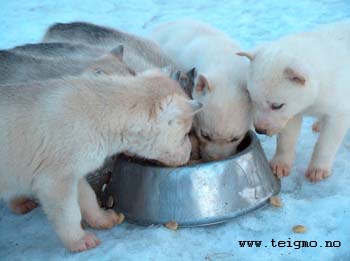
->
[271,103,285,110]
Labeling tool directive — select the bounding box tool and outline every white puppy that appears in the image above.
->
[150,20,251,160]
[238,21,350,182]
[0,71,201,252]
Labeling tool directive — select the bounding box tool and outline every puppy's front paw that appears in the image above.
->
[270,159,291,178]
[305,168,330,183]
[70,233,100,252]
[85,210,124,229]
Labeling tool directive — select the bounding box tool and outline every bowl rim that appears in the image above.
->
[117,130,259,169]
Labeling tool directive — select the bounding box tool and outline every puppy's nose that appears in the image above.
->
[255,127,267,135]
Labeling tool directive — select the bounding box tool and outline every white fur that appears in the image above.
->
[150,19,251,160]
[0,71,198,251]
[243,21,350,182]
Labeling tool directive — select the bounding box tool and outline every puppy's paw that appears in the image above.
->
[312,121,321,133]
[70,233,100,252]
[305,168,330,183]
[270,159,291,178]
[86,210,124,229]
[9,197,38,214]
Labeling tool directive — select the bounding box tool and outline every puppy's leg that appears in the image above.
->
[9,197,38,214]
[78,178,123,229]
[35,175,100,252]
[270,115,303,178]
[306,115,349,182]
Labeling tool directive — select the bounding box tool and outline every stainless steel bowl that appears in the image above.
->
[108,131,280,227]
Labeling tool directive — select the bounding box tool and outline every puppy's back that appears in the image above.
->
[0,50,91,84]
[43,22,178,72]
[10,42,105,60]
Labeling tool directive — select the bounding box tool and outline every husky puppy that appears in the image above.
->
[151,20,251,160]
[0,70,202,251]
[238,21,350,182]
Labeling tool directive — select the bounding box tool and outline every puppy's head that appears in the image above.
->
[128,71,202,166]
[190,72,252,160]
[238,46,318,135]
[151,94,202,166]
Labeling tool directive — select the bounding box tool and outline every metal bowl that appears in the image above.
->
[108,131,280,227]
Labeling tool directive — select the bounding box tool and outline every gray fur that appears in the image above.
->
[43,22,196,94]
[171,67,197,97]
[0,51,87,84]
[43,22,179,73]
[0,44,133,84]
[10,42,105,60]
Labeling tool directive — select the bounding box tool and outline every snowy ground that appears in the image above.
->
[0,0,350,260]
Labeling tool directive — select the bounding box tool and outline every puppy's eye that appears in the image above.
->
[271,103,285,110]
[200,130,212,142]
[230,136,240,143]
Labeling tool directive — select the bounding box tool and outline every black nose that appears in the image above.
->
[255,127,267,135]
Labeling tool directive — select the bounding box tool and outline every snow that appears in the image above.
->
[0,0,349,260]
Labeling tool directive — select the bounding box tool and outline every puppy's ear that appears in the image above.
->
[194,74,210,96]
[110,45,124,61]
[172,68,197,98]
[187,67,197,80]
[284,66,307,86]
[172,71,190,96]
[185,67,197,97]
[237,51,255,61]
